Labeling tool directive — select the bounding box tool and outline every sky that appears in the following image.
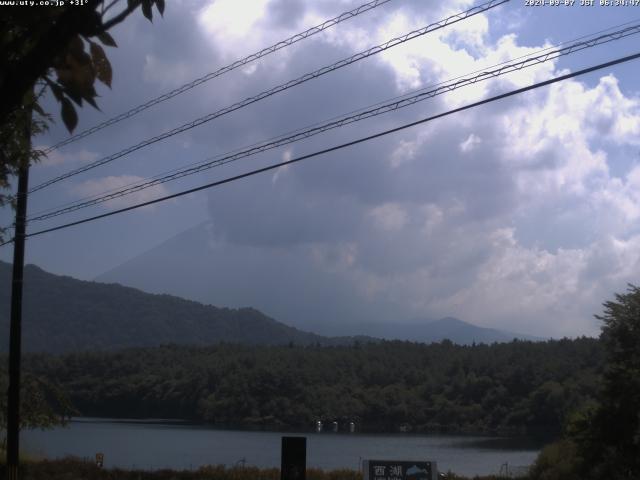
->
[2,0,640,338]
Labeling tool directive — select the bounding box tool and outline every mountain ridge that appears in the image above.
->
[324,316,541,344]
[1,260,540,353]
[0,260,372,353]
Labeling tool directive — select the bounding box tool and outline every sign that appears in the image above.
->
[281,436,306,480]
[363,460,437,480]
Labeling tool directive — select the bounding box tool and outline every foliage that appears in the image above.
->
[0,365,76,451]
[564,285,640,479]
[9,337,604,435]
[0,0,165,130]
[0,91,50,242]
[527,439,582,480]
[0,0,165,240]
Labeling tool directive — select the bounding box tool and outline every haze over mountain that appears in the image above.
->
[0,260,539,353]
[95,222,394,336]
[95,222,543,341]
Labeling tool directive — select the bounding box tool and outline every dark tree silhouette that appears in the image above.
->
[573,285,640,479]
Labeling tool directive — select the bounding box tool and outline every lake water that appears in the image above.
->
[22,418,543,477]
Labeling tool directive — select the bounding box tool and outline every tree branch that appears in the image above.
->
[102,0,122,17]
[100,0,142,31]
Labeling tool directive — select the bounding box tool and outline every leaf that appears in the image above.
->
[141,0,153,21]
[47,80,64,102]
[60,97,78,133]
[84,92,99,110]
[55,67,73,86]
[70,48,92,67]
[97,31,117,48]
[61,55,96,106]
[59,79,83,107]
[90,41,112,88]
[32,102,46,117]
[81,10,103,38]
[82,85,100,110]
[155,0,165,16]
[67,35,84,59]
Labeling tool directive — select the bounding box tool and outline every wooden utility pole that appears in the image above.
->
[6,109,31,480]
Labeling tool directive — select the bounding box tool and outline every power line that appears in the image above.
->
[26,22,640,223]
[19,15,640,225]
[28,16,640,220]
[33,0,507,192]
[6,50,637,245]
[44,0,394,154]
[29,0,509,194]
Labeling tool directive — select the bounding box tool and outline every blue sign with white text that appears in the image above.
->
[365,460,434,480]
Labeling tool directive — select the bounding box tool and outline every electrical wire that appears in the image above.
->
[29,0,509,194]
[44,0,395,154]
[25,22,640,223]
[27,15,640,220]
[1,50,634,246]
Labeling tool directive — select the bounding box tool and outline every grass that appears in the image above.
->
[0,458,360,480]
[0,457,527,480]
[0,447,44,464]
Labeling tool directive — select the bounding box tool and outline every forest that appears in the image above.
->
[9,337,603,435]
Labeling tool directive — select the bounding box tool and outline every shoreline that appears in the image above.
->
[66,416,557,441]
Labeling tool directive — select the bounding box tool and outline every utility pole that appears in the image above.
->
[6,107,31,480]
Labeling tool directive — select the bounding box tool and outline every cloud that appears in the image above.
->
[197,1,640,337]
[72,175,170,211]
[143,54,195,89]
[36,147,99,167]
[460,133,481,153]
[369,203,408,231]
[197,0,310,66]
[199,0,270,51]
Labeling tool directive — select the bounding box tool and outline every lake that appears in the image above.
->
[22,418,543,477]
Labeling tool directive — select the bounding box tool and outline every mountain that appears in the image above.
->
[94,223,542,343]
[345,317,542,344]
[0,260,539,353]
[0,261,369,354]
[94,222,413,334]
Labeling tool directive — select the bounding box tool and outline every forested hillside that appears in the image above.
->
[0,261,538,350]
[0,261,366,352]
[16,338,603,434]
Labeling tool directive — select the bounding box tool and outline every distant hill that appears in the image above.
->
[347,317,542,344]
[0,261,540,353]
[0,261,370,353]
